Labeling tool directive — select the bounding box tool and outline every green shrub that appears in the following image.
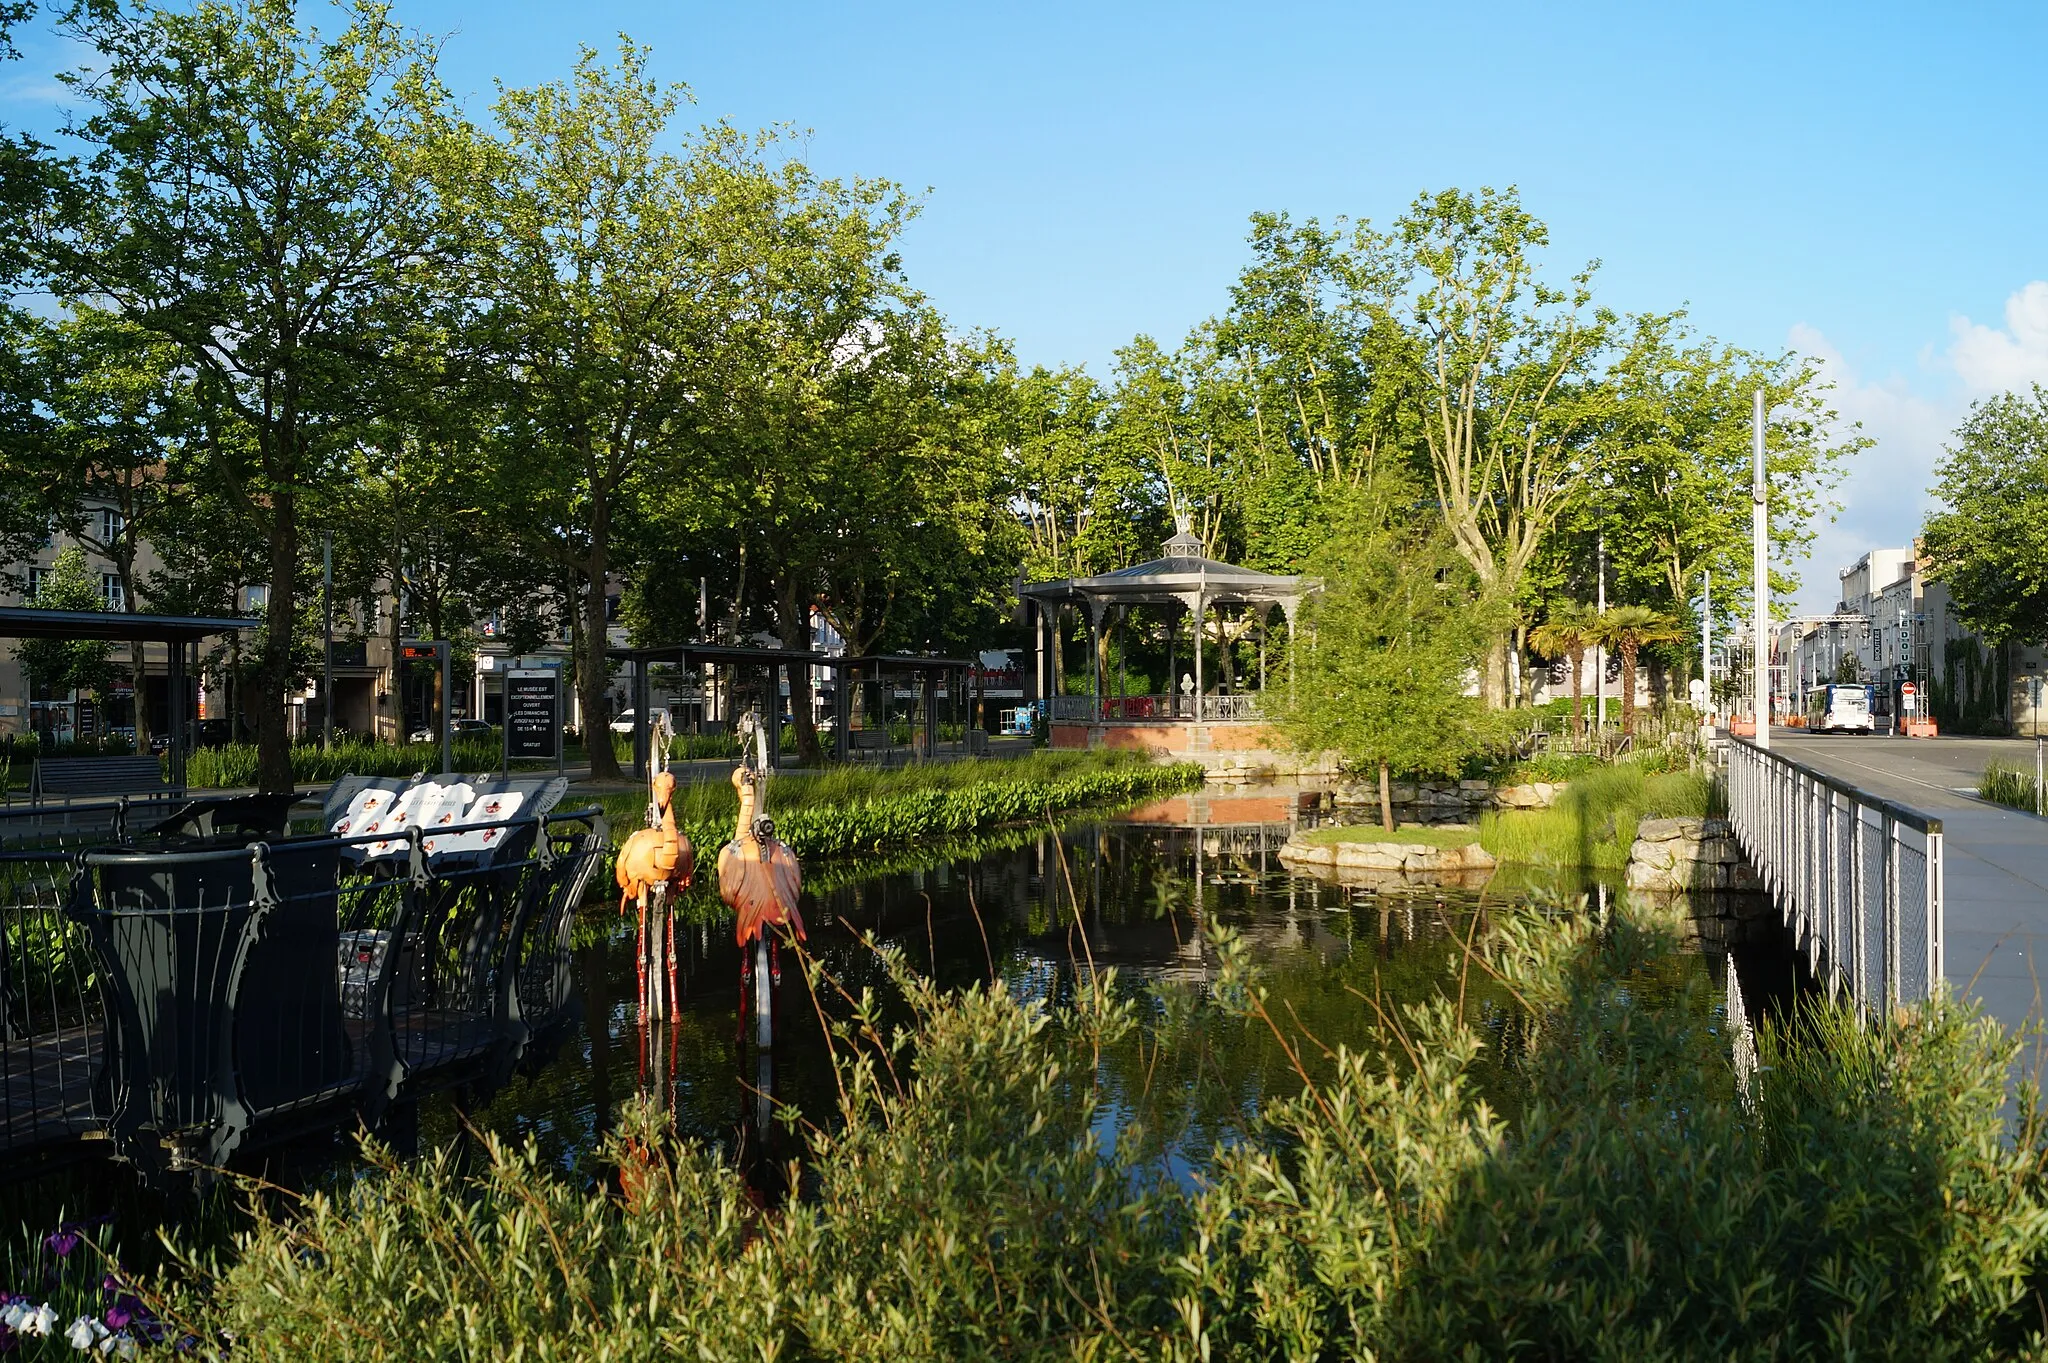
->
[604,751,1203,872]
[161,898,2048,1360]
[1981,760,2042,814]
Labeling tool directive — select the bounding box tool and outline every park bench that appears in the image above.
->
[29,756,178,805]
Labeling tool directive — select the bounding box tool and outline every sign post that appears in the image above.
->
[401,639,452,774]
[505,667,563,778]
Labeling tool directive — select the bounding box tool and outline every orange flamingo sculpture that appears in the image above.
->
[719,758,802,1049]
[616,767,693,1018]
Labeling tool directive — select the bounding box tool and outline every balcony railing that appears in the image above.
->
[1045,693,1266,723]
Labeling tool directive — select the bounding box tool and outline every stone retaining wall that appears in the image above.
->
[1624,815,1773,943]
[1331,779,1562,821]
[1277,832,1496,890]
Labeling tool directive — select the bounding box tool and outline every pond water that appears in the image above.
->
[3,786,1769,1271]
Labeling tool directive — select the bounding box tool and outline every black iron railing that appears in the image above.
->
[0,788,606,1176]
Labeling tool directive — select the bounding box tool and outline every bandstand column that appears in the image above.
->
[1191,592,1205,724]
[1282,598,1301,705]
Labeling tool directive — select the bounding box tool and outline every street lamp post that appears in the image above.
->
[1596,532,1607,734]
[1752,388,1771,750]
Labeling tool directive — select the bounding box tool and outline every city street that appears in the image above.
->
[1774,731,2048,1037]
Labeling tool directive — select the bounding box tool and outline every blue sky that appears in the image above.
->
[5,0,2042,611]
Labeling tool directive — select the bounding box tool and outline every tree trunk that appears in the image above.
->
[1568,646,1585,739]
[1485,635,1511,708]
[1518,623,1539,706]
[581,554,621,781]
[253,494,299,794]
[1621,641,1639,737]
[1050,608,1067,696]
[776,586,823,766]
[1379,760,1395,833]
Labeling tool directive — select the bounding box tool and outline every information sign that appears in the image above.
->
[505,669,561,762]
[1902,681,1918,713]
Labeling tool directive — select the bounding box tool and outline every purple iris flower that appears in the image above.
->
[42,1230,80,1259]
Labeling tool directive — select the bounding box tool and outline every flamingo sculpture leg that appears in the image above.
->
[615,768,695,1023]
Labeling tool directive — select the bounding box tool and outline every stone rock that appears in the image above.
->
[1635,816,1700,844]
[1491,782,1560,810]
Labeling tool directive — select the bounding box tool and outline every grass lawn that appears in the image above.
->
[1299,823,1484,849]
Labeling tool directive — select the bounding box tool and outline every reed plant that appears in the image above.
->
[147,894,2048,1360]
[1981,760,2043,814]
[1479,760,1720,870]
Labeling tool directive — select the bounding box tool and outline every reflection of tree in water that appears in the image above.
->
[411,820,1714,1194]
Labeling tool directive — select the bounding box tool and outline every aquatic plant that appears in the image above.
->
[602,751,1206,871]
[156,894,2048,1359]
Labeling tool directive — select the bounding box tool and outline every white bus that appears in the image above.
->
[1805,683,1875,734]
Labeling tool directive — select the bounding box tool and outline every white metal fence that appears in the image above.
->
[1043,693,1266,723]
[1725,737,1944,1013]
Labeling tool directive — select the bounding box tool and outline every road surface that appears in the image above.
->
[1772,731,2048,1032]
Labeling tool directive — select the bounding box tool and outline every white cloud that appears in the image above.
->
[1783,323,1959,616]
[1786,280,2048,614]
[1949,280,2048,393]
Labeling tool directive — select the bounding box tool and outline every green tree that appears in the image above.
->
[1367,187,1617,706]
[17,545,115,726]
[1271,484,1501,831]
[1923,386,2048,644]
[461,42,770,778]
[29,307,198,744]
[54,0,459,791]
[1528,601,1597,738]
[1595,605,1683,737]
[1571,315,1862,678]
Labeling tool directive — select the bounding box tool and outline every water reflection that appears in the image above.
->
[428,790,1724,1185]
[4,788,1743,1258]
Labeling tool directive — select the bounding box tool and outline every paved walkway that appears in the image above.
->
[1773,732,2048,1034]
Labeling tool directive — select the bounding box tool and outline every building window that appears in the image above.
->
[101,573,125,610]
[100,508,123,543]
[245,585,267,611]
[25,565,48,600]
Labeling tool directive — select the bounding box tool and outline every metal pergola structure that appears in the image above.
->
[0,607,257,791]
[605,642,976,777]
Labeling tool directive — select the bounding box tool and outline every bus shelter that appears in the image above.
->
[0,607,256,792]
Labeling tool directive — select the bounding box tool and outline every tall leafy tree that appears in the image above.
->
[1582,315,1861,661]
[1367,187,1616,705]
[17,545,115,728]
[1923,386,2048,644]
[1270,480,1502,832]
[53,0,459,791]
[29,307,196,742]
[462,43,746,779]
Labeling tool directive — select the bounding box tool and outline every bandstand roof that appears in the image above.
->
[1020,528,1318,611]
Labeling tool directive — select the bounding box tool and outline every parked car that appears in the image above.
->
[608,708,669,736]
[408,727,434,744]
[452,718,494,739]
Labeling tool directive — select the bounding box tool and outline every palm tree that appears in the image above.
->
[1596,606,1685,737]
[1530,602,1598,740]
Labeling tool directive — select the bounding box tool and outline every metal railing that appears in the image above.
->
[1044,693,1266,723]
[1725,737,1944,1013]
